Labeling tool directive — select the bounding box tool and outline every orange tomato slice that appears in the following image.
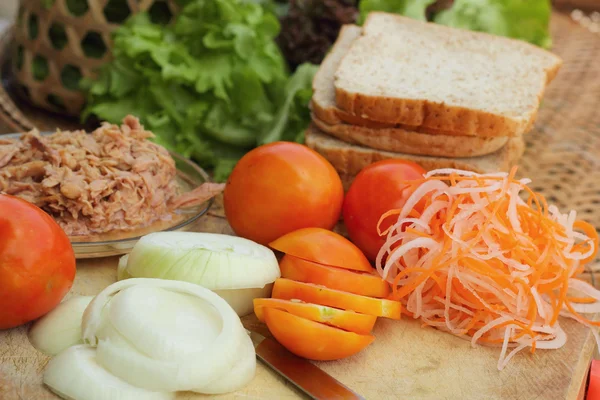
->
[269,227,372,272]
[263,307,375,360]
[254,298,377,334]
[279,254,390,298]
[272,278,401,319]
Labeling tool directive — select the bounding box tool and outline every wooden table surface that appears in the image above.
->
[0,198,595,400]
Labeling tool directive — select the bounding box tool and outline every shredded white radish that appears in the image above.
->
[376,168,599,370]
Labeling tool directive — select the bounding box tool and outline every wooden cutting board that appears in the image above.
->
[0,207,595,400]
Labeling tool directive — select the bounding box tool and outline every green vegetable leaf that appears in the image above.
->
[214,159,239,182]
[82,0,314,182]
[359,0,436,24]
[229,24,256,60]
[41,0,55,9]
[109,60,141,97]
[358,0,551,48]
[82,93,154,126]
[202,101,257,147]
[259,63,318,145]
[191,53,233,99]
[434,0,552,48]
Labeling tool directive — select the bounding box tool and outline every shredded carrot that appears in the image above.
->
[377,209,402,237]
[568,296,597,304]
[375,167,600,371]
[405,227,435,239]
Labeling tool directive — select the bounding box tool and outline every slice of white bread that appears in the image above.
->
[333,13,563,137]
[312,25,366,127]
[312,24,477,137]
[312,116,509,158]
[304,124,525,186]
[312,24,508,156]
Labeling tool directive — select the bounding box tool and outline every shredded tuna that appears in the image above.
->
[0,116,223,236]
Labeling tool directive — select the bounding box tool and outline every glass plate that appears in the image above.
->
[2,132,213,259]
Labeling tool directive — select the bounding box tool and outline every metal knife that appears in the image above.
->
[249,330,366,400]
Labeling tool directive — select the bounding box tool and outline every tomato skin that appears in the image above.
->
[263,307,374,361]
[272,278,401,319]
[279,254,390,298]
[0,195,76,329]
[224,142,344,246]
[343,160,426,262]
[269,227,372,272]
[253,298,376,334]
[588,360,600,400]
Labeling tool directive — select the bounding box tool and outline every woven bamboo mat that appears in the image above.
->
[0,11,599,279]
[518,12,600,281]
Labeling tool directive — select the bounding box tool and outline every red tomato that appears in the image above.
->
[224,142,344,245]
[253,298,377,334]
[279,254,390,298]
[342,160,426,262]
[263,307,374,361]
[0,195,76,329]
[588,360,600,400]
[269,227,372,272]
[272,278,401,319]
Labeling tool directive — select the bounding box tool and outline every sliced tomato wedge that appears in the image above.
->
[254,298,376,334]
[263,307,374,360]
[269,227,372,272]
[588,360,600,400]
[272,278,401,319]
[279,254,390,298]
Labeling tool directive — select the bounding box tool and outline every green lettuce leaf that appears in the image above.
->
[357,0,551,48]
[359,0,436,24]
[434,0,552,48]
[82,0,314,182]
[259,63,318,145]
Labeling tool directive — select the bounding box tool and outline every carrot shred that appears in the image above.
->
[568,296,597,304]
[375,168,600,370]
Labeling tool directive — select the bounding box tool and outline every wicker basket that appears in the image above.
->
[11,0,179,116]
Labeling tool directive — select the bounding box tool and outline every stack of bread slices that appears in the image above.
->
[305,13,563,187]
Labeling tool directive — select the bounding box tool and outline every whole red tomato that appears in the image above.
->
[342,160,426,262]
[0,195,76,329]
[224,142,344,245]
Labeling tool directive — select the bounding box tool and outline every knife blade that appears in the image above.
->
[249,330,366,400]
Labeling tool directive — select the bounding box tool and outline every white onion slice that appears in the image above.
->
[195,331,256,394]
[82,278,252,392]
[95,326,190,393]
[117,255,132,281]
[108,287,223,360]
[43,345,174,400]
[29,296,94,356]
[214,285,273,316]
[118,232,280,316]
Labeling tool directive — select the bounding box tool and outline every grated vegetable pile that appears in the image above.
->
[376,168,599,370]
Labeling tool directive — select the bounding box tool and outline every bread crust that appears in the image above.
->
[334,90,529,137]
[304,125,524,178]
[332,13,562,137]
[311,98,528,137]
[312,116,509,157]
[312,24,548,138]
